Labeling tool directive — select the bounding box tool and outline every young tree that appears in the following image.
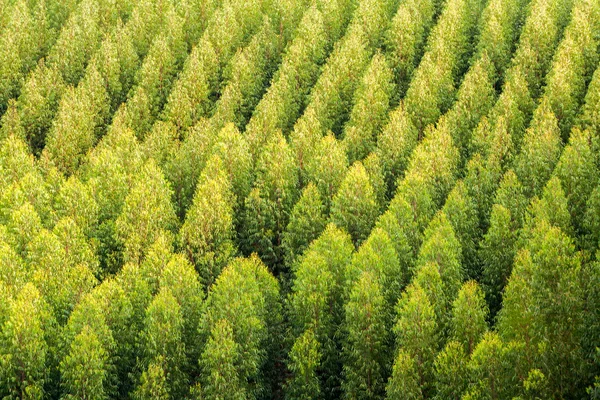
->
[442,181,479,280]
[241,131,298,269]
[60,325,110,400]
[509,0,575,100]
[403,0,486,132]
[200,256,281,399]
[376,103,418,196]
[433,341,469,400]
[179,155,236,289]
[8,63,64,153]
[385,0,437,97]
[416,212,463,303]
[498,220,587,397]
[0,100,26,142]
[578,63,600,133]
[158,254,204,376]
[53,176,99,238]
[211,123,253,211]
[411,262,448,337]
[286,329,322,400]
[514,102,563,199]
[303,133,348,211]
[200,319,246,400]
[541,0,600,139]
[553,128,598,236]
[479,204,517,318]
[524,176,573,239]
[245,4,329,144]
[363,153,386,212]
[115,160,177,265]
[475,0,530,80]
[133,359,169,400]
[210,18,279,132]
[288,224,353,398]
[330,162,378,246]
[403,119,459,207]
[0,283,50,400]
[346,228,402,312]
[295,24,370,136]
[342,271,387,400]
[462,332,522,400]
[450,281,488,354]
[394,283,438,396]
[138,288,187,398]
[386,350,423,400]
[282,183,327,267]
[44,65,110,175]
[343,52,395,163]
[444,55,496,164]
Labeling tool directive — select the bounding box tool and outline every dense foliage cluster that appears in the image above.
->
[0,0,599,398]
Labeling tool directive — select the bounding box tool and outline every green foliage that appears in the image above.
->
[498,220,587,397]
[476,0,530,80]
[60,325,110,400]
[138,288,187,398]
[343,52,395,163]
[115,160,177,265]
[479,204,517,318]
[404,0,486,132]
[450,281,488,354]
[245,4,329,143]
[200,256,281,399]
[394,283,438,397]
[376,103,418,196]
[416,212,463,303]
[240,132,298,269]
[539,0,600,139]
[286,329,322,400]
[462,332,522,399]
[200,319,247,400]
[514,102,563,199]
[133,359,170,400]
[0,0,598,397]
[433,341,469,400]
[45,65,110,175]
[442,181,479,279]
[330,162,379,246]
[346,228,402,312]
[342,272,387,399]
[211,18,279,132]
[179,156,236,289]
[579,63,600,132]
[553,128,598,237]
[0,283,51,400]
[404,118,460,207]
[385,0,437,97]
[282,183,327,267]
[303,133,348,210]
[386,350,423,400]
[510,0,575,99]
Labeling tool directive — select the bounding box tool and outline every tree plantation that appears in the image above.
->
[0,0,599,398]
